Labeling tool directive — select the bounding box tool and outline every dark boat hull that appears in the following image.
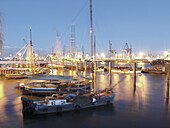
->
[21,94,115,114]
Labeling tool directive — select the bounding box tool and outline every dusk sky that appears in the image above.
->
[0,0,170,56]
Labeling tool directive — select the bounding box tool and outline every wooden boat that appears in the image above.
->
[111,67,142,74]
[22,90,65,96]
[96,66,104,72]
[19,77,91,96]
[68,84,91,92]
[24,85,57,91]
[5,67,48,79]
[5,72,33,79]
[21,89,115,114]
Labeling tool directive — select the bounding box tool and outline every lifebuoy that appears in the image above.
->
[57,106,62,112]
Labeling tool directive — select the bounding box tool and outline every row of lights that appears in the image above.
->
[4,51,170,61]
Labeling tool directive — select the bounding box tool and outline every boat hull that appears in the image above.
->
[111,69,141,74]
[21,94,115,114]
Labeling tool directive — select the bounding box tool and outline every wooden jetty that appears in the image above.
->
[0,68,30,76]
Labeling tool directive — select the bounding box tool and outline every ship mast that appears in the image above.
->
[90,0,93,58]
[29,26,33,74]
[90,0,94,94]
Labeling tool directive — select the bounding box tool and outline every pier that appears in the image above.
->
[0,68,29,75]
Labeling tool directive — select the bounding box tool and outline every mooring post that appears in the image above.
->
[94,61,97,93]
[166,63,170,99]
[84,61,87,77]
[133,62,136,91]
[109,61,112,89]
[62,58,64,69]
[76,61,78,74]
[50,57,53,75]
[33,58,35,74]
[91,61,94,94]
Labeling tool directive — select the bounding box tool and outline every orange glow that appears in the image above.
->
[99,74,105,90]
[0,81,7,120]
[13,96,23,117]
[60,70,64,75]
[0,81,4,98]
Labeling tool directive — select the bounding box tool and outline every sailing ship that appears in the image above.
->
[5,27,48,79]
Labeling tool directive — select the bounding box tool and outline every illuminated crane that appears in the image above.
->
[120,43,132,60]
[108,40,116,59]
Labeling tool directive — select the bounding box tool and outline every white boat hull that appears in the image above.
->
[111,69,141,74]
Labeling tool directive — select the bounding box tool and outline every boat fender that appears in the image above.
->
[57,106,62,112]
[74,104,80,110]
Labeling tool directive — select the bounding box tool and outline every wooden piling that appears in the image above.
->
[76,61,78,74]
[50,57,53,75]
[109,61,112,89]
[84,61,87,77]
[133,62,136,91]
[33,58,35,74]
[94,61,97,93]
[62,58,64,69]
[91,61,94,94]
[166,63,170,99]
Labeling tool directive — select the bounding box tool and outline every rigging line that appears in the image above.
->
[13,45,26,58]
[112,75,127,88]
[5,45,27,64]
[21,46,27,58]
[60,0,88,40]
[79,23,89,50]
[59,24,71,41]
[93,13,104,52]
[71,0,89,22]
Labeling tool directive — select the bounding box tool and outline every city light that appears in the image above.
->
[164,51,168,57]
[18,53,22,56]
[139,52,144,57]
[101,53,105,58]
[86,54,89,59]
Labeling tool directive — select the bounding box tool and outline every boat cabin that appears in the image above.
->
[45,94,71,106]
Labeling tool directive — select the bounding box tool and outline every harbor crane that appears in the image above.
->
[108,40,116,59]
[120,43,132,60]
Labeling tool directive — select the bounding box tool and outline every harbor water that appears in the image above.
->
[0,63,170,128]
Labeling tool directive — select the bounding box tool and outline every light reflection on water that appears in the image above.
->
[0,63,170,128]
[0,81,4,98]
